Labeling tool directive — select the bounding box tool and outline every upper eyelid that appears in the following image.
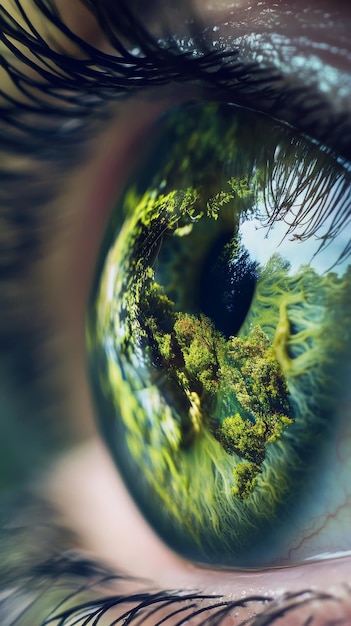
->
[2,1,351,163]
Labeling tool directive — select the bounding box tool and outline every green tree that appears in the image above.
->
[216,324,292,499]
[174,313,226,396]
[136,270,185,372]
[217,414,264,464]
[225,325,290,420]
[232,462,260,499]
[140,269,176,332]
[217,412,290,467]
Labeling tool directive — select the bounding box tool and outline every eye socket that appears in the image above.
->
[87,103,351,570]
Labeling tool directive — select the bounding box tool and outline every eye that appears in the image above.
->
[87,102,351,570]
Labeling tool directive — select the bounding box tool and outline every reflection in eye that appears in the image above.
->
[88,102,351,570]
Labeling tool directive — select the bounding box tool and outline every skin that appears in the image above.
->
[1,0,351,624]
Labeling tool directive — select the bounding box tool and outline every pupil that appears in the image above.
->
[199,232,258,338]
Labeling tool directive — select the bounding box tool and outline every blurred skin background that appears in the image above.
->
[0,0,351,624]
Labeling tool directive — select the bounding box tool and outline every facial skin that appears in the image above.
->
[1,1,351,624]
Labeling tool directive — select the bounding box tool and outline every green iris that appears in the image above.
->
[88,104,351,568]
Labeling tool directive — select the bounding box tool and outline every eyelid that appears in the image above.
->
[3,1,351,163]
[46,437,351,598]
[197,43,351,161]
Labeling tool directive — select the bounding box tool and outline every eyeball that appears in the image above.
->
[87,103,351,569]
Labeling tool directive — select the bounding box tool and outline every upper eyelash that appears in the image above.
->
[0,0,280,155]
[260,140,351,266]
[0,2,216,109]
[1,2,350,268]
[2,1,351,164]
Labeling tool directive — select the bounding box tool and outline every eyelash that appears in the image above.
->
[1,1,350,385]
[0,3,351,623]
[3,0,350,162]
[1,549,343,626]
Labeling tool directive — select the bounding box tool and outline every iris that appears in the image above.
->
[88,103,351,568]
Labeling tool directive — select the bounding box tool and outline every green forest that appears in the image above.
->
[105,178,351,502]
[90,102,351,566]
[138,266,292,499]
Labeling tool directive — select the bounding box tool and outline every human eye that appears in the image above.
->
[1,1,351,625]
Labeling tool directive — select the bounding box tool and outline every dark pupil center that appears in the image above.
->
[199,233,258,338]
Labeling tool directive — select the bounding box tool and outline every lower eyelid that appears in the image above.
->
[44,439,189,582]
[44,437,351,600]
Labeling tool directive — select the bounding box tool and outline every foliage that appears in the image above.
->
[232,462,260,499]
[126,192,293,501]
[217,412,290,466]
[137,271,292,498]
[174,313,226,396]
[227,175,252,198]
[218,414,266,464]
[140,270,176,332]
[224,325,290,420]
[216,325,292,499]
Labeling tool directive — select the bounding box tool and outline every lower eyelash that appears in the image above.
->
[0,490,341,626]
[0,549,347,626]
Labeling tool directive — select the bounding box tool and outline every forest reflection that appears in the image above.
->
[88,103,351,568]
